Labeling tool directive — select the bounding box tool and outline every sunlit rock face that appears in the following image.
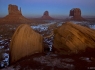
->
[69,8,85,21]
[53,22,95,55]
[41,11,54,20]
[0,4,31,24]
[10,24,43,64]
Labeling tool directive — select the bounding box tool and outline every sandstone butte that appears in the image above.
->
[0,4,32,24]
[69,8,85,21]
[9,24,43,64]
[41,11,54,20]
[53,22,95,55]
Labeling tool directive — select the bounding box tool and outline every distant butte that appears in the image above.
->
[41,11,54,20]
[69,8,85,21]
[0,4,31,24]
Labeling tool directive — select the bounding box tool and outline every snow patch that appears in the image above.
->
[90,25,95,29]
[0,46,4,49]
[80,57,92,62]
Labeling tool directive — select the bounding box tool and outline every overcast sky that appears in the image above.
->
[0,0,95,18]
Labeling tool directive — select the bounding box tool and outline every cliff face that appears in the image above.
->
[53,22,95,54]
[0,4,31,24]
[8,4,22,15]
[10,24,43,64]
[41,11,54,20]
[69,8,85,21]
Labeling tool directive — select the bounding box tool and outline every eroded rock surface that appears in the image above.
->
[53,22,95,54]
[10,24,43,64]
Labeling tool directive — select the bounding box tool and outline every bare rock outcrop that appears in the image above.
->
[41,11,54,20]
[0,4,31,24]
[53,22,95,55]
[10,24,43,64]
[69,8,85,21]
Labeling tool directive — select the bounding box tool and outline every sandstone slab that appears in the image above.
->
[53,22,95,54]
[10,24,43,64]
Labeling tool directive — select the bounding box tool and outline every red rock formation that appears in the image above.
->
[69,8,85,21]
[0,4,31,24]
[8,4,22,15]
[41,11,54,20]
[53,22,95,55]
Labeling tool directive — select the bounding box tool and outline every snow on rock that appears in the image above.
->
[44,37,53,51]
[0,53,9,68]
[31,22,57,32]
[0,46,4,49]
[0,39,10,68]
[0,40,5,44]
[3,53,9,62]
[31,25,48,32]
[90,25,95,29]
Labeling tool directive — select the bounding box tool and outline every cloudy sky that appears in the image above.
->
[0,0,95,18]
